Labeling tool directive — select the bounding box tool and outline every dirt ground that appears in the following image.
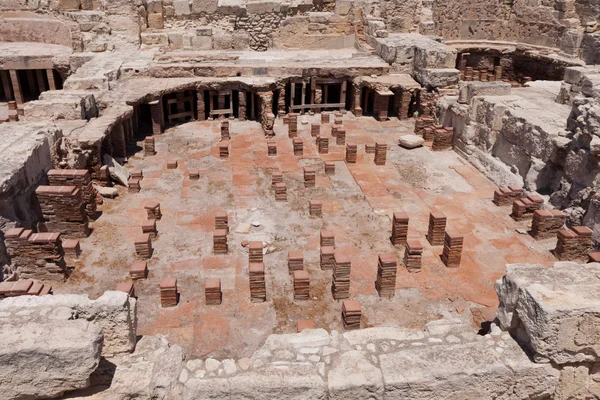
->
[54,114,557,359]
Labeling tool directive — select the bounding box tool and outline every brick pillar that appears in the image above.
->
[111,123,127,158]
[314,85,322,114]
[276,81,286,115]
[353,82,362,117]
[373,91,391,121]
[35,186,90,238]
[441,231,463,268]
[238,91,246,121]
[0,70,13,101]
[149,99,163,135]
[35,70,47,93]
[9,70,23,104]
[391,212,409,245]
[46,69,57,90]
[197,90,206,121]
[258,91,274,136]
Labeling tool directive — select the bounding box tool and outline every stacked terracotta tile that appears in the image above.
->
[129,260,148,279]
[205,278,222,305]
[272,170,283,188]
[320,229,335,247]
[275,182,287,201]
[309,200,323,217]
[331,125,339,137]
[142,219,157,238]
[414,117,434,136]
[7,101,18,122]
[334,116,343,125]
[336,127,346,145]
[288,250,304,272]
[131,170,143,181]
[213,229,228,254]
[288,113,298,138]
[346,144,357,163]
[374,142,387,165]
[589,252,600,263]
[189,170,200,180]
[321,246,335,270]
[221,120,230,140]
[332,251,351,299]
[432,127,454,151]
[464,67,474,81]
[441,231,463,268]
[0,279,53,299]
[365,144,376,154]
[403,240,423,272]
[318,136,329,154]
[160,278,178,307]
[423,126,435,141]
[145,201,162,220]
[167,159,178,169]
[267,140,277,156]
[321,112,330,123]
[325,162,335,175]
[219,144,229,158]
[249,241,263,263]
[293,270,310,300]
[391,212,409,245]
[511,193,544,220]
[531,209,566,239]
[144,137,156,156]
[134,233,153,258]
[342,300,361,330]
[62,239,81,258]
[215,210,228,232]
[47,170,97,218]
[249,262,266,302]
[297,319,315,332]
[555,226,595,260]
[116,281,135,296]
[399,91,411,119]
[304,168,316,188]
[128,178,141,193]
[35,186,89,238]
[427,211,447,245]
[293,138,303,156]
[493,186,524,206]
[311,123,320,137]
[4,228,66,281]
[375,253,397,298]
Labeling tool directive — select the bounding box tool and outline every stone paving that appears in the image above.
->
[56,114,557,358]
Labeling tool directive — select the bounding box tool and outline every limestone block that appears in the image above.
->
[379,337,559,399]
[263,328,331,351]
[191,35,212,50]
[457,82,512,105]
[217,0,247,16]
[196,26,213,36]
[0,320,103,400]
[58,0,80,10]
[554,364,590,400]
[213,34,233,49]
[414,42,456,70]
[173,0,191,15]
[192,0,217,13]
[246,0,281,13]
[415,68,460,88]
[342,327,424,346]
[398,134,425,148]
[168,31,185,49]
[147,0,163,13]
[496,262,600,364]
[232,31,250,50]
[141,32,169,48]
[563,66,589,85]
[335,0,352,15]
[328,351,384,399]
[148,13,164,29]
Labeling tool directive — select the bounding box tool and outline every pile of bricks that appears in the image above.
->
[189,170,200,180]
[325,162,335,175]
[249,262,266,302]
[215,210,228,232]
[311,123,320,137]
[493,186,524,206]
[414,117,434,136]
[145,201,162,220]
[275,182,287,201]
[304,168,316,188]
[129,260,148,279]
[374,142,387,165]
[221,120,230,141]
[293,138,303,156]
[375,253,397,298]
[35,186,89,238]
[321,229,335,247]
[391,212,409,245]
[318,136,329,154]
[423,125,435,141]
[0,279,52,298]
[441,231,463,268]
[142,219,157,238]
[249,241,263,263]
[321,112,330,124]
[365,144,376,154]
[288,113,298,138]
[134,233,153,258]
[205,278,222,305]
[213,229,228,254]
[144,137,156,156]
[219,144,229,158]
[128,178,141,193]
[555,226,594,260]
[272,170,282,187]
[427,211,447,245]
[404,240,423,272]
[331,125,339,137]
[336,127,346,145]
[160,278,178,307]
[309,200,322,217]
[346,144,357,163]
[47,170,98,218]
[4,229,66,281]
[531,209,566,239]
[62,238,81,258]
[321,246,335,270]
[293,270,310,300]
[267,141,277,156]
[332,251,351,299]
[432,127,454,151]
[288,251,304,272]
[342,300,361,330]
[511,194,544,220]
[167,159,178,169]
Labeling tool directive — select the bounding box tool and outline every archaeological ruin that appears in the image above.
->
[0,0,599,397]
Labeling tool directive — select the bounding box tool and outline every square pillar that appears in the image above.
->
[197,90,206,121]
[36,70,47,93]
[46,69,57,90]
[149,99,163,135]
[238,91,246,121]
[374,89,393,121]
[0,70,12,101]
[9,70,24,104]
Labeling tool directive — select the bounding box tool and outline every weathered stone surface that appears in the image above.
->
[458,81,512,105]
[0,319,103,400]
[328,350,384,399]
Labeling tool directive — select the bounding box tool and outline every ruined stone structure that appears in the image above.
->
[0,0,600,397]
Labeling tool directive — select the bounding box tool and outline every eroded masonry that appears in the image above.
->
[0,0,599,398]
